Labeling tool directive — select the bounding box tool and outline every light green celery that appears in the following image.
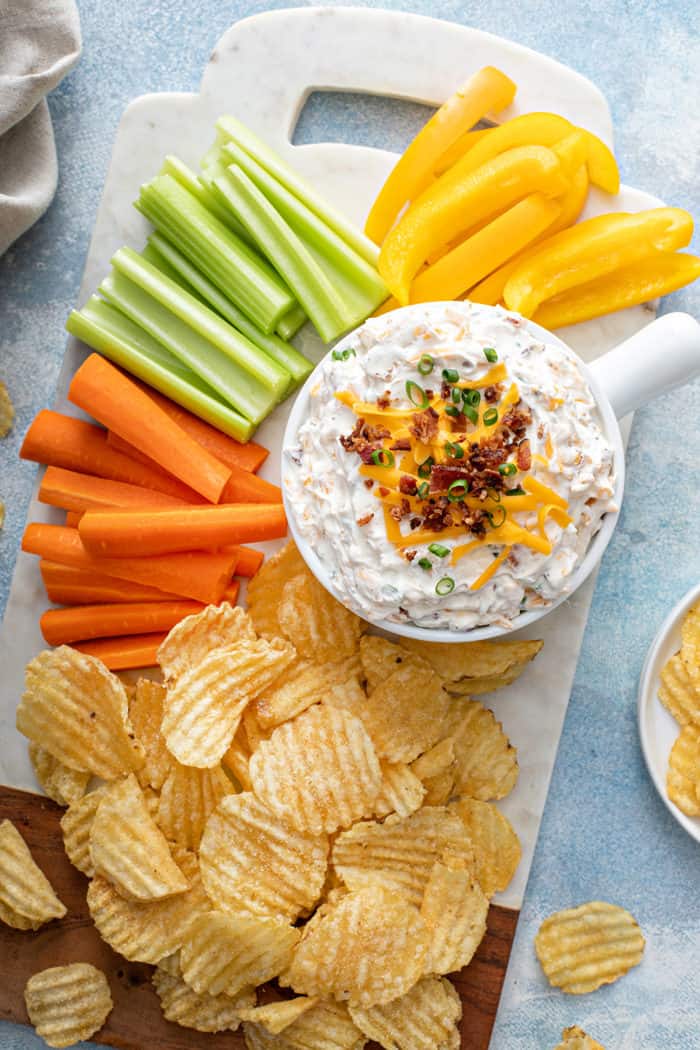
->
[66,297,254,441]
[214,116,380,267]
[141,240,185,285]
[99,270,277,426]
[160,154,254,245]
[214,167,349,344]
[136,174,294,334]
[111,247,289,398]
[276,303,307,341]
[146,233,313,386]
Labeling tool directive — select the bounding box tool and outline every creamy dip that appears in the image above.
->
[284,302,617,632]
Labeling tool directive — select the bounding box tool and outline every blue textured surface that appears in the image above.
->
[1,2,699,1048]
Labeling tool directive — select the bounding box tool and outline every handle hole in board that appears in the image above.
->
[292,90,435,152]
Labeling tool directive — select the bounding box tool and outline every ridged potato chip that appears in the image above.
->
[420,861,489,974]
[411,738,455,782]
[181,909,301,997]
[332,808,473,907]
[242,704,270,752]
[450,700,518,800]
[276,999,363,1050]
[0,819,66,930]
[283,885,428,1007]
[349,975,461,1050]
[250,703,381,835]
[361,666,451,764]
[323,676,368,718]
[451,798,521,897]
[238,997,318,1034]
[371,761,426,819]
[659,652,700,726]
[555,1027,606,1050]
[199,792,328,921]
[667,724,700,815]
[153,966,254,1032]
[0,381,14,437]
[28,743,89,807]
[359,636,432,694]
[157,763,233,850]
[681,602,700,684]
[222,727,252,791]
[422,771,456,807]
[399,637,543,691]
[24,963,113,1048]
[247,540,308,639]
[255,655,362,730]
[158,603,256,682]
[17,647,144,779]
[87,847,210,964]
[535,900,645,994]
[60,788,106,877]
[129,679,173,791]
[162,637,295,767]
[89,774,189,901]
[277,572,363,665]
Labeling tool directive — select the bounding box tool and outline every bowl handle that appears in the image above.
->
[589,312,700,419]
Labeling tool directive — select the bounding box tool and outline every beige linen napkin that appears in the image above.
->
[0,0,81,255]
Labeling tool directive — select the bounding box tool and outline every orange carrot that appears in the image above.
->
[40,465,189,516]
[229,546,264,578]
[105,432,158,469]
[72,633,167,670]
[223,580,240,604]
[23,524,238,604]
[79,504,287,558]
[40,560,183,605]
[40,600,204,646]
[65,511,82,528]
[219,470,282,505]
[68,355,231,503]
[21,410,201,502]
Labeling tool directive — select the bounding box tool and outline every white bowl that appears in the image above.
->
[638,581,700,844]
[281,303,625,643]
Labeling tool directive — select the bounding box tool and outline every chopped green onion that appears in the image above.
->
[428,543,450,558]
[445,404,462,419]
[371,448,395,467]
[418,456,435,479]
[486,488,502,503]
[499,462,517,476]
[483,407,499,426]
[448,480,469,502]
[442,368,459,383]
[486,508,507,528]
[417,354,434,375]
[483,347,498,363]
[504,486,526,496]
[332,347,356,361]
[462,404,478,425]
[451,387,462,404]
[444,441,464,460]
[436,576,455,595]
[405,380,429,409]
[418,557,432,570]
[417,481,430,499]
[462,388,481,407]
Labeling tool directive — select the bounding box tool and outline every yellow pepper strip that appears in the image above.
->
[551,131,589,178]
[538,504,573,538]
[522,475,567,509]
[470,546,512,590]
[504,207,694,318]
[532,251,700,330]
[580,129,619,194]
[365,67,516,244]
[378,145,569,304]
[452,538,488,564]
[408,194,561,304]
[434,127,494,175]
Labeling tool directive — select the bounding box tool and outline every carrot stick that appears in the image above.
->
[65,511,82,528]
[229,546,264,578]
[71,633,167,670]
[21,410,201,502]
[23,524,238,604]
[40,465,189,515]
[40,600,204,646]
[68,355,231,503]
[105,432,159,469]
[40,560,183,605]
[79,504,287,558]
[223,580,240,604]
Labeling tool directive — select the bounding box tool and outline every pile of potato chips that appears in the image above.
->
[658,601,700,816]
[7,539,547,1047]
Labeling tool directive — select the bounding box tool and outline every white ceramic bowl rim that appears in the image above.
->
[281,302,626,642]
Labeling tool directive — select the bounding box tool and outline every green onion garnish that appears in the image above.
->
[462,405,478,425]
[483,347,498,363]
[499,462,517,476]
[417,456,435,479]
[436,576,455,595]
[370,448,395,468]
[504,486,526,496]
[462,389,480,407]
[447,479,469,501]
[451,387,462,404]
[445,404,462,419]
[428,543,450,558]
[405,379,429,408]
[487,487,501,503]
[483,407,498,426]
[442,368,459,383]
[418,557,432,570]
[417,481,430,499]
[486,507,507,528]
[417,354,434,375]
[444,441,464,460]
[332,347,356,361]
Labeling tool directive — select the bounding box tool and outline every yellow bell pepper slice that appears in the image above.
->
[580,129,619,194]
[533,251,700,330]
[503,207,694,318]
[379,145,568,304]
[434,127,493,175]
[409,193,561,303]
[551,131,589,178]
[365,67,516,245]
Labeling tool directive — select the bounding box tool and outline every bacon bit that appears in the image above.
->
[339,417,390,457]
[537,423,545,440]
[376,390,391,409]
[441,379,452,400]
[516,439,532,472]
[399,475,418,495]
[429,464,471,492]
[389,505,402,522]
[390,437,411,451]
[484,383,503,403]
[424,389,434,400]
[356,513,374,527]
[501,403,532,441]
[409,406,439,443]
[404,550,417,562]
[423,497,453,531]
[364,479,374,489]
[410,517,422,530]
[508,550,520,568]
[585,497,596,506]
[378,486,390,498]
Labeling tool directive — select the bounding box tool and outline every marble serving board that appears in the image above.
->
[0,7,663,1049]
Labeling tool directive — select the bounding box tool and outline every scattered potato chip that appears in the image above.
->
[238,997,318,1035]
[255,655,362,730]
[422,770,456,807]
[158,602,256,682]
[371,761,426,818]
[129,679,173,791]
[250,703,381,835]
[242,704,270,752]
[157,763,233,850]
[28,743,89,807]
[247,540,308,639]
[667,724,700,815]
[681,602,700,685]
[420,861,489,974]
[24,963,112,1048]
[349,975,461,1050]
[360,635,432,694]
[323,675,368,717]
[0,819,66,930]
[276,998,363,1050]
[0,381,14,438]
[332,807,473,908]
[162,637,295,768]
[411,738,455,782]
[17,647,144,779]
[199,792,328,921]
[155,952,182,977]
[222,726,252,790]
[181,909,301,997]
[277,572,363,665]
[399,637,543,690]
[659,652,700,726]
[535,901,645,994]
[450,700,519,800]
[60,788,106,877]
[451,798,522,897]
[555,1026,606,1050]
[87,847,210,964]
[153,966,255,1032]
[283,885,428,1007]
[89,774,188,901]
[361,665,451,764]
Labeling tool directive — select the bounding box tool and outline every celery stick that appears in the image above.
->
[136,174,294,334]
[99,270,277,426]
[146,233,313,386]
[112,247,290,398]
[141,240,185,286]
[276,303,307,341]
[66,297,254,442]
[214,116,381,267]
[160,154,254,246]
[214,167,350,344]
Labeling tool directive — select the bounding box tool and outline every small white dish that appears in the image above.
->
[638,581,700,843]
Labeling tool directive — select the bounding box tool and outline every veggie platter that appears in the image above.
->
[1,8,699,1050]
